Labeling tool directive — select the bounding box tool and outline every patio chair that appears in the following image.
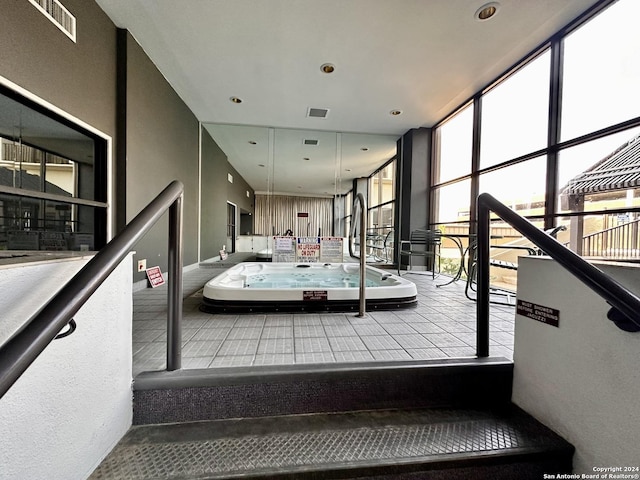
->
[399,229,442,277]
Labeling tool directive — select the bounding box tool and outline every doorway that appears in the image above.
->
[226,201,237,253]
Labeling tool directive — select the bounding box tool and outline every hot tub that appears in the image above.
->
[201,262,417,313]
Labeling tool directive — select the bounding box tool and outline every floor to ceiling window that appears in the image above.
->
[430,0,640,290]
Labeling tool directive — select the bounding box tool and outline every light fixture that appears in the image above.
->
[390,109,402,116]
[475,2,500,21]
[230,96,242,103]
[320,63,335,74]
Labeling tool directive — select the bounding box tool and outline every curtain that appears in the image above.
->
[255,195,333,237]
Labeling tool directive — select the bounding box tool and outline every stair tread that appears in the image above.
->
[90,406,572,479]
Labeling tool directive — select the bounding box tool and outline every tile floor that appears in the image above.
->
[132,257,516,376]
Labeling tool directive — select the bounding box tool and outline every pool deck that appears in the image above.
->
[133,255,516,376]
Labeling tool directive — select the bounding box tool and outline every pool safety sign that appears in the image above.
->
[146,266,165,288]
[516,299,560,327]
[296,236,320,262]
[320,237,343,263]
[273,236,296,262]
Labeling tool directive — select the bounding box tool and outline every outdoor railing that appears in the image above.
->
[582,218,640,258]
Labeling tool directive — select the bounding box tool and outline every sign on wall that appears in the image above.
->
[516,299,560,327]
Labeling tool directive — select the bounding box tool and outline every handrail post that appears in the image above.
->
[476,197,490,357]
[167,194,183,371]
[358,194,366,317]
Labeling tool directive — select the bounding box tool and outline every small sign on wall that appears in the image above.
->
[146,266,166,288]
[516,299,560,327]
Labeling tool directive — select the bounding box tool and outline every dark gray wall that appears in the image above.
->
[201,129,254,260]
[397,128,431,267]
[0,1,117,138]
[124,33,200,281]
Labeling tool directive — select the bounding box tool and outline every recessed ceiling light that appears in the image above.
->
[390,110,402,116]
[475,2,500,21]
[320,63,335,74]
[248,140,257,145]
[303,157,310,161]
[230,96,242,103]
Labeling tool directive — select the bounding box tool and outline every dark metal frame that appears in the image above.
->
[428,0,640,240]
[476,192,640,357]
[0,181,184,399]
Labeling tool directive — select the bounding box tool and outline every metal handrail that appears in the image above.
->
[476,193,640,357]
[347,194,367,317]
[0,181,184,399]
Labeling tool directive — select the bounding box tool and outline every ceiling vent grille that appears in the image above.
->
[307,107,329,119]
[28,0,76,43]
[303,139,319,146]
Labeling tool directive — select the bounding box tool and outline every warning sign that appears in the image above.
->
[320,237,343,263]
[146,266,166,288]
[296,237,321,263]
[516,299,560,327]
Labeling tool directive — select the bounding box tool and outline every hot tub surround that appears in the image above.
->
[201,262,417,313]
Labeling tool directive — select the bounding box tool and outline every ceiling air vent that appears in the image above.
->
[303,139,319,146]
[307,107,329,119]
[28,0,76,43]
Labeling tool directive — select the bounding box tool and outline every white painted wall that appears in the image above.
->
[513,256,640,474]
[0,255,133,480]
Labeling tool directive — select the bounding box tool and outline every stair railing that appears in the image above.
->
[477,193,640,357]
[0,181,184,399]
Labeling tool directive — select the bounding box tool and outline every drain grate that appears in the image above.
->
[90,418,527,479]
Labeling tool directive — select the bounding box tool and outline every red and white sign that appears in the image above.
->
[146,266,166,288]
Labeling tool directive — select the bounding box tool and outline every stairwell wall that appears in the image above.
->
[512,257,640,474]
[0,255,133,480]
